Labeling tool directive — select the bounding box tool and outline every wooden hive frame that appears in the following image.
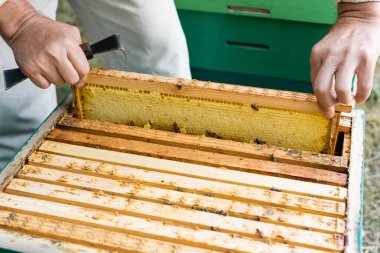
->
[0,69,364,253]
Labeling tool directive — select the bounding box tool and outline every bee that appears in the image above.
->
[256,229,264,239]
[8,213,16,221]
[216,210,228,216]
[206,130,223,139]
[254,138,266,145]
[251,103,259,111]
[173,122,181,133]
[163,200,172,205]
[270,187,282,192]
[82,165,91,171]
[176,79,184,89]
[210,226,219,232]
[51,240,62,246]
[127,120,136,126]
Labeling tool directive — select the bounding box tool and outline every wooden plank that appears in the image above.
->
[0,193,330,253]
[19,164,346,219]
[6,178,344,251]
[329,113,341,155]
[38,141,348,201]
[25,156,346,231]
[6,178,345,252]
[47,129,347,186]
[83,69,352,114]
[342,132,351,161]
[339,116,352,133]
[0,94,71,191]
[345,110,365,253]
[73,85,84,119]
[0,227,111,253]
[59,115,349,172]
[0,210,214,253]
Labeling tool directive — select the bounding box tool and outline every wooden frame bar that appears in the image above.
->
[339,116,352,133]
[59,115,349,172]
[0,210,212,253]
[6,180,344,251]
[329,113,342,155]
[37,141,348,201]
[47,128,347,186]
[79,69,351,114]
[0,227,110,253]
[18,164,346,217]
[0,193,331,253]
[8,176,345,233]
[344,111,365,253]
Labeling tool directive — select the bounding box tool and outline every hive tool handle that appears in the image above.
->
[3,34,126,90]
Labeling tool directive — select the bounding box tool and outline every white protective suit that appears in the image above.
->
[0,0,58,168]
[0,0,190,169]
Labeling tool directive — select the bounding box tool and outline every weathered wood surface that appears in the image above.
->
[344,110,365,253]
[0,227,112,253]
[339,116,352,133]
[19,164,346,218]
[6,179,344,251]
[47,128,348,186]
[0,193,333,253]
[0,210,213,253]
[342,132,352,161]
[37,141,348,201]
[329,113,341,155]
[16,157,348,233]
[59,115,349,172]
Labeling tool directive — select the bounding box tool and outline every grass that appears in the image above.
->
[57,1,380,251]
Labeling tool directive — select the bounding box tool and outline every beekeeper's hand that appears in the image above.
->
[310,2,380,118]
[0,0,89,88]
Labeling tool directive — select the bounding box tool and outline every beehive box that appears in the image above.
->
[174,0,337,92]
[0,69,364,253]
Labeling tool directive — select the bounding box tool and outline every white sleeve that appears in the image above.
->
[0,0,7,7]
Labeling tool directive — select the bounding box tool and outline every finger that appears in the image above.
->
[29,74,51,89]
[310,45,322,84]
[58,57,80,85]
[355,58,376,104]
[313,63,337,118]
[68,45,90,81]
[75,80,85,88]
[70,26,82,44]
[334,63,355,104]
[42,66,66,87]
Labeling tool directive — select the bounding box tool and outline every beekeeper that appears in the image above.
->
[0,0,379,169]
[0,0,191,168]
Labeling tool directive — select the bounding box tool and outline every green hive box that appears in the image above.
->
[175,0,337,93]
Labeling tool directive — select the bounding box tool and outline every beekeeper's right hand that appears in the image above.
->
[0,0,90,89]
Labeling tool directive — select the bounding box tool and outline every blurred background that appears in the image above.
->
[57,1,380,252]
